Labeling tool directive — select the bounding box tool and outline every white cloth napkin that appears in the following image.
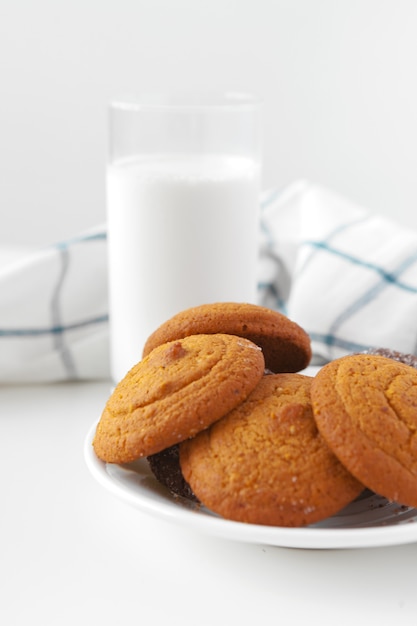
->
[0,229,109,382]
[258,181,417,364]
[1,180,417,382]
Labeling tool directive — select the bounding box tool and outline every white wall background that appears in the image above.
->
[1,0,417,246]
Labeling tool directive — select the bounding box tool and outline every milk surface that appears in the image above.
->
[107,154,260,382]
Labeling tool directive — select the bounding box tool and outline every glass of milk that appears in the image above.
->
[107,92,262,382]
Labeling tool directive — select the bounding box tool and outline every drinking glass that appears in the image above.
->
[107,92,262,382]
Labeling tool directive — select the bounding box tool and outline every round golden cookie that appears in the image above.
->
[311,354,417,508]
[179,373,363,527]
[93,333,265,463]
[142,302,312,374]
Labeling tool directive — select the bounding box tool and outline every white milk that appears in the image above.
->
[107,154,260,382]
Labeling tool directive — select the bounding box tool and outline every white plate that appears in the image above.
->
[84,421,417,550]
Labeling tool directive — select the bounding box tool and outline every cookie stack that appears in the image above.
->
[93,303,417,527]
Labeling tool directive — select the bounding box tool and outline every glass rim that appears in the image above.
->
[109,91,262,112]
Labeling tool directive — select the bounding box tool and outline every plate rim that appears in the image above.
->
[84,421,417,550]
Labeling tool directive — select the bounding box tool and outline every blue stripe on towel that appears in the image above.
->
[54,230,107,250]
[309,331,370,354]
[260,188,282,210]
[304,241,417,294]
[51,230,107,377]
[306,242,417,359]
[296,215,371,277]
[0,314,108,337]
[51,246,77,377]
[257,281,287,314]
[328,250,417,339]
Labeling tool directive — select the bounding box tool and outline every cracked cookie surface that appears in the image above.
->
[93,333,265,463]
[180,373,362,526]
[311,354,417,507]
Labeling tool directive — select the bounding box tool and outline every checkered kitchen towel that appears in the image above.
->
[1,180,417,382]
[258,181,417,364]
[0,229,109,382]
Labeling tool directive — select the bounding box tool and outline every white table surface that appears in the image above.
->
[2,380,417,626]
